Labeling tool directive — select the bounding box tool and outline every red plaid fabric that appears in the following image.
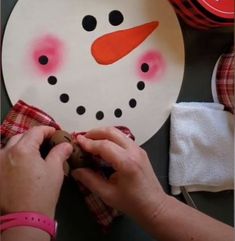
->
[0,100,121,230]
[79,183,120,228]
[169,0,234,30]
[216,47,234,114]
[0,100,60,146]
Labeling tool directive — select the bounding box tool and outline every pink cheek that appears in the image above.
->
[31,35,64,75]
[137,50,166,82]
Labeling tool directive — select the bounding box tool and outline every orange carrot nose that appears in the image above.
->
[91,21,159,65]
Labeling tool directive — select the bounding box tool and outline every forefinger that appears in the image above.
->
[18,126,55,150]
[77,135,127,171]
[85,127,134,149]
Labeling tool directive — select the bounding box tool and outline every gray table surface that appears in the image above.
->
[1,1,234,241]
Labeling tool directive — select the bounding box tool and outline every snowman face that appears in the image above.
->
[2,0,184,145]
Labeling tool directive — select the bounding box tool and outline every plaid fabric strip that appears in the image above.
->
[216,48,234,114]
[169,0,234,29]
[0,100,60,146]
[0,100,120,230]
[79,183,121,229]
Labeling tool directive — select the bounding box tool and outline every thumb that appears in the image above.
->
[72,168,113,200]
[46,142,73,169]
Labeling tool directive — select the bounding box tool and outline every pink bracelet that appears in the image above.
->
[0,212,57,239]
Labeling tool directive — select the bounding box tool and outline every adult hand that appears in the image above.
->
[0,126,73,218]
[71,127,234,241]
[71,127,167,222]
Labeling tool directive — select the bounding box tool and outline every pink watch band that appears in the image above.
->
[0,212,57,239]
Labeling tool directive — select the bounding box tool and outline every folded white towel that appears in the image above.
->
[169,102,234,195]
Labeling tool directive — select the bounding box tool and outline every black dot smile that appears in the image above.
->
[48,75,144,121]
[48,76,57,85]
[96,111,104,120]
[129,98,137,108]
[60,93,69,103]
[77,106,86,115]
[137,81,145,91]
[114,108,122,118]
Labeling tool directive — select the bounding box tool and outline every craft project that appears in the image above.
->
[2,0,185,145]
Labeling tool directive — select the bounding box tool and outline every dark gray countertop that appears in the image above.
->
[1,1,234,241]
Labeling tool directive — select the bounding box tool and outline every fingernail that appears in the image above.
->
[61,142,73,153]
[63,142,72,148]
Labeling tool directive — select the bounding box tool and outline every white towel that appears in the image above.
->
[169,102,234,195]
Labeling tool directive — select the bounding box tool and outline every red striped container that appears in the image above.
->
[169,0,234,29]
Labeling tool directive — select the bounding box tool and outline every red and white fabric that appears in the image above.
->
[212,47,234,114]
[0,100,121,231]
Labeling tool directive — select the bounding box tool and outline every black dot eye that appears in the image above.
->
[82,15,97,31]
[109,10,124,26]
[39,55,48,65]
[60,94,69,103]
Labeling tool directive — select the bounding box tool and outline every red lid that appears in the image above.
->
[198,0,234,19]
